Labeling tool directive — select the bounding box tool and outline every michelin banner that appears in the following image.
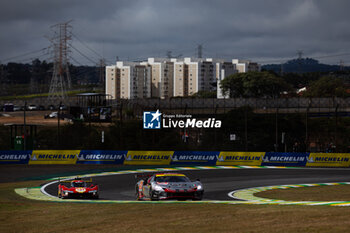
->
[306,153,350,167]
[261,152,309,167]
[216,152,264,166]
[0,150,32,164]
[77,150,127,164]
[124,151,173,165]
[28,150,80,164]
[1,150,350,167]
[170,151,219,165]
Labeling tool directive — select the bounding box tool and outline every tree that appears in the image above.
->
[304,76,350,97]
[191,90,216,98]
[220,71,291,98]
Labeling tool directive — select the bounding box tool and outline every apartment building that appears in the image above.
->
[162,61,174,98]
[173,58,214,97]
[106,61,151,99]
[216,61,237,99]
[132,65,151,99]
[106,57,259,99]
[143,58,162,98]
[106,65,120,99]
[232,59,260,73]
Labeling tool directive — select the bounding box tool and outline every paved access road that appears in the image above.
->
[44,167,350,201]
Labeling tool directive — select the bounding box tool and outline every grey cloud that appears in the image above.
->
[1,0,350,65]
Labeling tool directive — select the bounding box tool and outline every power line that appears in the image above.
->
[7,52,51,64]
[314,52,350,60]
[72,33,104,59]
[0,48,49,63]
[70,45,98,65]
[68,55,84,66]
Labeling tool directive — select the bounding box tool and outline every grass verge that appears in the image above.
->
[255,184,350,202]
[2,182,350,232]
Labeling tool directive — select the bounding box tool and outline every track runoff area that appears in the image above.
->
[16,165,350,206]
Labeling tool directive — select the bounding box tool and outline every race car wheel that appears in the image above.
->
[150,190,158,201]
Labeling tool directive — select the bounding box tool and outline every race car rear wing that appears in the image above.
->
[58,177,93,183]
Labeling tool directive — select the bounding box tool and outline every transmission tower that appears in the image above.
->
[297,50,303,60]
[48,21,72,102]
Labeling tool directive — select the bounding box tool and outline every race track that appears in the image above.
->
[44,167,350,201]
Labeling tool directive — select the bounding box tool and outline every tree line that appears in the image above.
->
[220,70,350,98]
[0,59,101,96]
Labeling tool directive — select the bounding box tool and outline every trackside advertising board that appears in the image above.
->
[261,152,309,167]
[306,153,350,167]
[0,150,31,164]
[2,151,350,167]
[123,151,173,165]
[170,151,219,165]
[216,152,264,166]
[28,150,80,164]
[77,150,127,164]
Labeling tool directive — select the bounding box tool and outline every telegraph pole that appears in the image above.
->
[98,58,106,89]
[48,21,72,102]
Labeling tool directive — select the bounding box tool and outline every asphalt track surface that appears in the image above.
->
[44,168,350,201]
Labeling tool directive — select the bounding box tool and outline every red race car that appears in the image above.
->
[58,177,99,199]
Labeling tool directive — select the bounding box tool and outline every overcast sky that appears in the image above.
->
[1,0,350,66]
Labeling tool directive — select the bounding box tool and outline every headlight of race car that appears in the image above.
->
[153,184,164,192]
[196,185,203,190]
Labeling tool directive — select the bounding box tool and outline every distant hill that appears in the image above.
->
[262,58,350,73]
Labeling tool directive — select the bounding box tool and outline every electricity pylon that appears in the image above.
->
[48,21,72,102]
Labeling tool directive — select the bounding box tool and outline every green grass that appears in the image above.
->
[2,181,350,232]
